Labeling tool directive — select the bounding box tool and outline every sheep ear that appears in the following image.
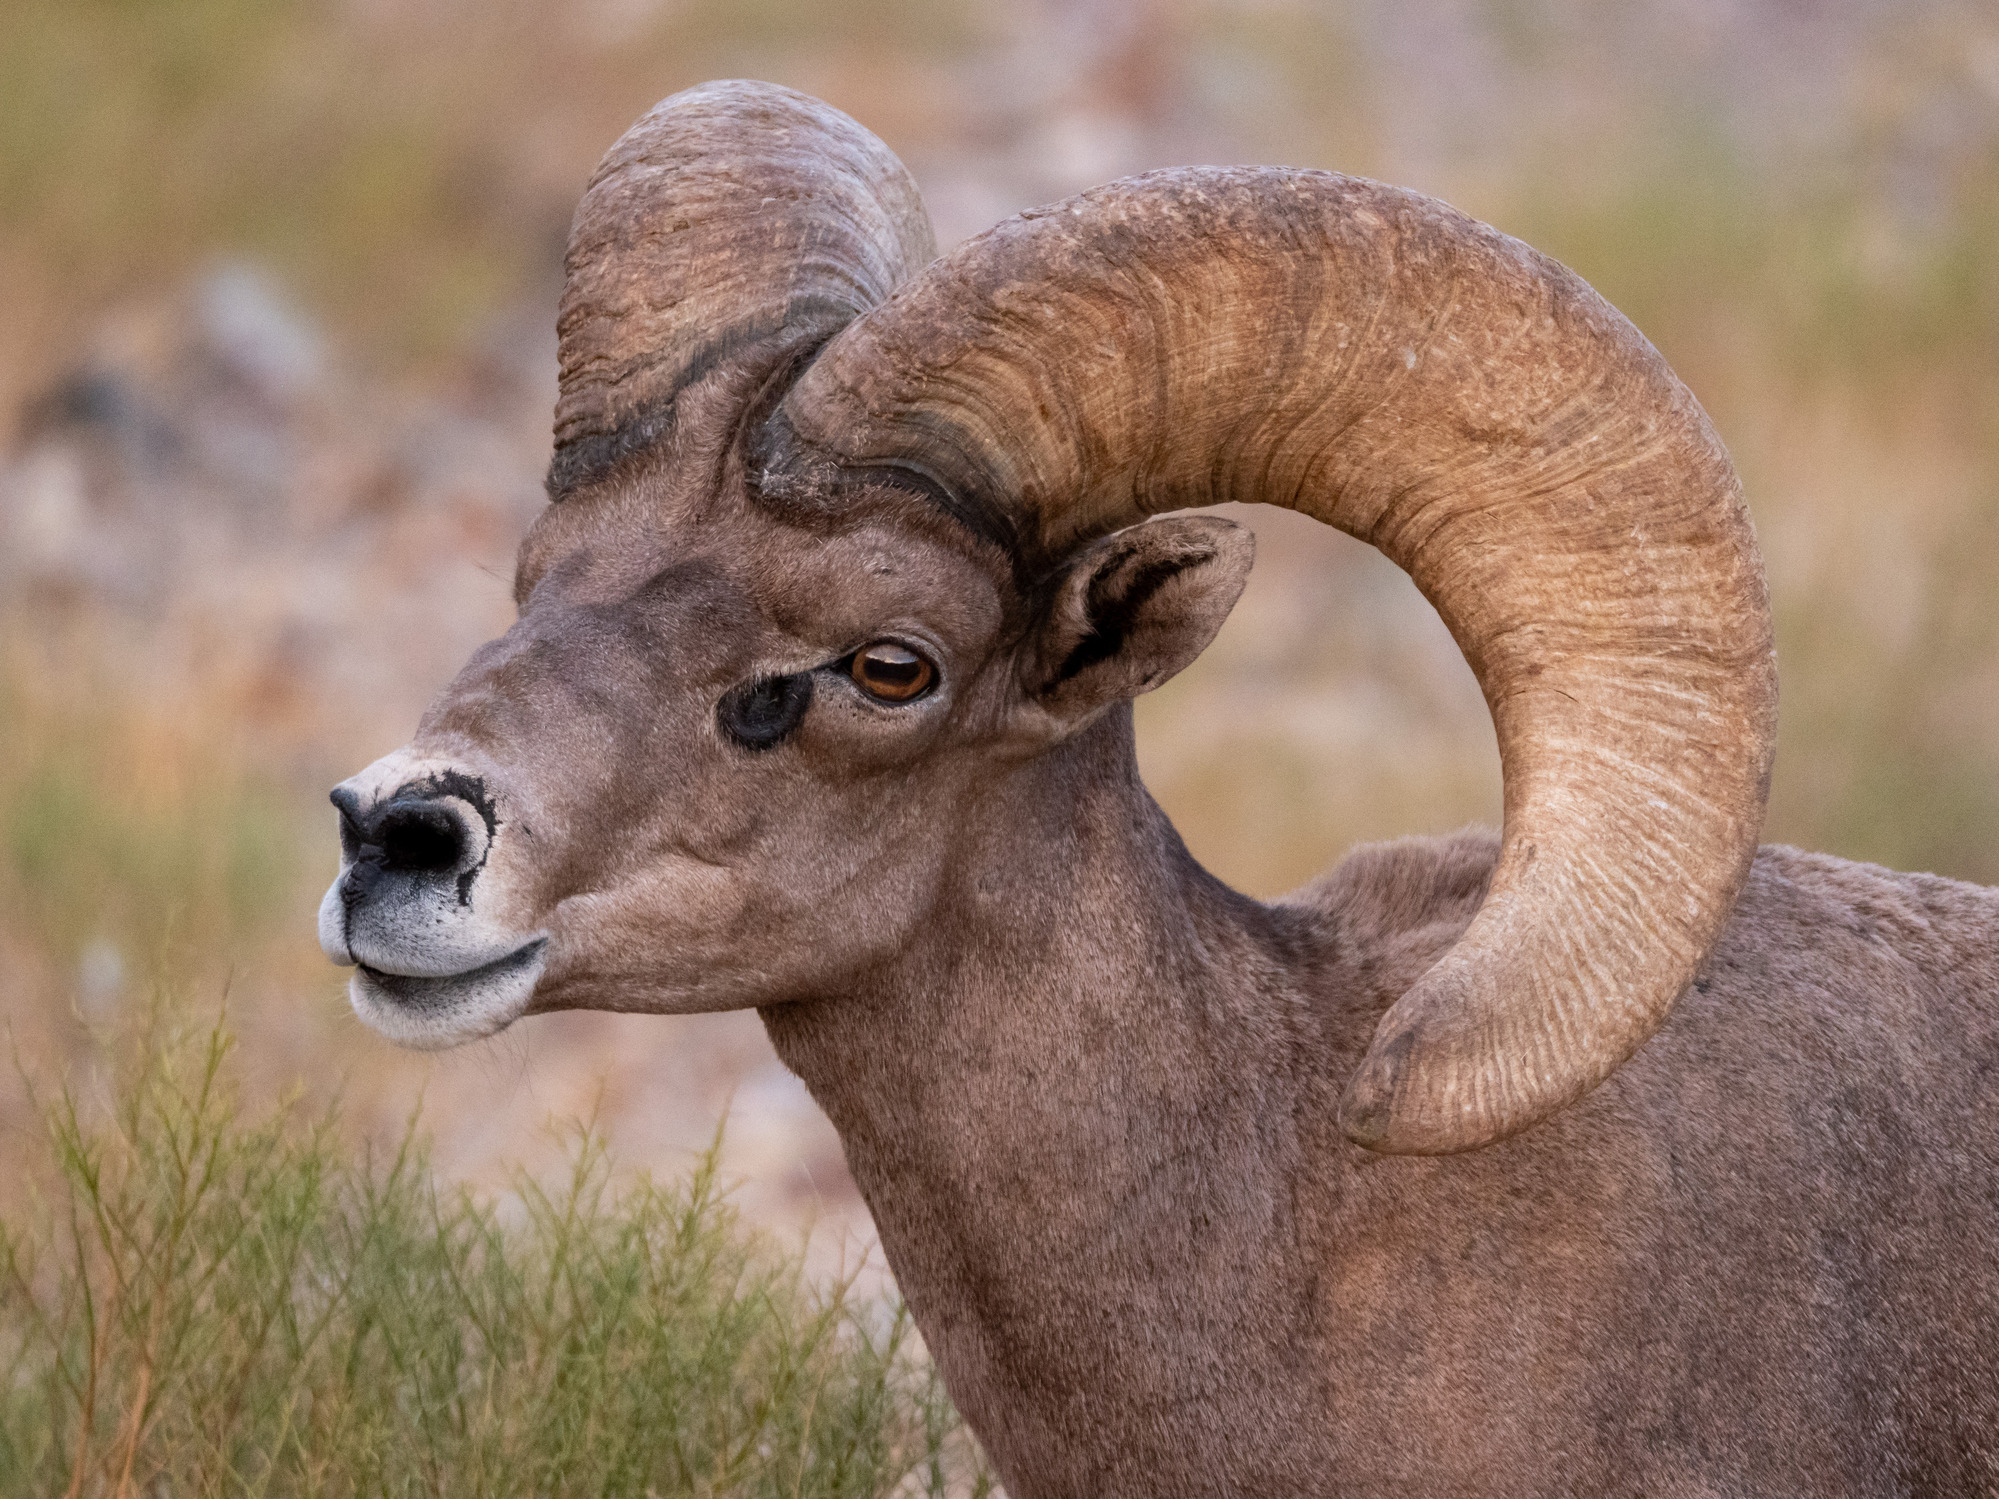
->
[1021,515,1253,729]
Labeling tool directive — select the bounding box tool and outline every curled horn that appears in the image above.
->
[549,80,934,498]
[778,168,1779,1155]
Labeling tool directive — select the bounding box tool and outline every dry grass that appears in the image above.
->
[0,658,300,975]
[0,1007,990,1497]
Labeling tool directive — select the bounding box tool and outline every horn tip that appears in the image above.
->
[1338,1079,1501,1157]
[1339,1031,1424,1153]
[1338,1028,1514,1157]
[1337,1085,1395,1151]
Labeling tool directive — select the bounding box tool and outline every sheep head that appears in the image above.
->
[320,79,1777,1155]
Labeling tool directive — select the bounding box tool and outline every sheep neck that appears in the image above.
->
[760,705,1351,1490]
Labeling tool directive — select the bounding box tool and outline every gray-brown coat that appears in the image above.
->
[318,81,1999,1495]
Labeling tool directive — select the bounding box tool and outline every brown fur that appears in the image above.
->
[325,347,1999,1495]
[761,716,1999,1495]
[320,84,1999,1495]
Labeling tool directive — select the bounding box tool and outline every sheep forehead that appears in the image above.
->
[514,476,1008,660]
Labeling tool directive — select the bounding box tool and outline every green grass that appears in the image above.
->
[0,1011,989,1498]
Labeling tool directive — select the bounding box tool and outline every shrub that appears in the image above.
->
[0,1011,989,1498]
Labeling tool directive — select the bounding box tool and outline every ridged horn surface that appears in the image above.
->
[779,168,1778,1154]
[549,79,934,498]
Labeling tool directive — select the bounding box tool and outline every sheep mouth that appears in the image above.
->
[358,938,548,1000]
[350,938,549,1050]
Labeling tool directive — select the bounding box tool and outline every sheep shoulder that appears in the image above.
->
[1288,829,1999,1074]
[1274,833,1999,1492]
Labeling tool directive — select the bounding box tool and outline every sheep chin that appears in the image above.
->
[347,938,548,1051]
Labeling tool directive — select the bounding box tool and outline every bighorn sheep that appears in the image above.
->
[319,81,1999,1494]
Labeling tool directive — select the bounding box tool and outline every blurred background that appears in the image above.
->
[2,0,1995,1267]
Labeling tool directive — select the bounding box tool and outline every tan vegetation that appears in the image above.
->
[0,0,1995,1481]
[0,1012,988,1494]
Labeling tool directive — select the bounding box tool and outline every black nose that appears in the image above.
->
[377,801,467,872]
[332,788,471,875]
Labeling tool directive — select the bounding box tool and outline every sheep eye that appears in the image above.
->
[850,642,935,703]
[719,673,813,750]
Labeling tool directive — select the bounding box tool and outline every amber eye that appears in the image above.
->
[850,642,935,702]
